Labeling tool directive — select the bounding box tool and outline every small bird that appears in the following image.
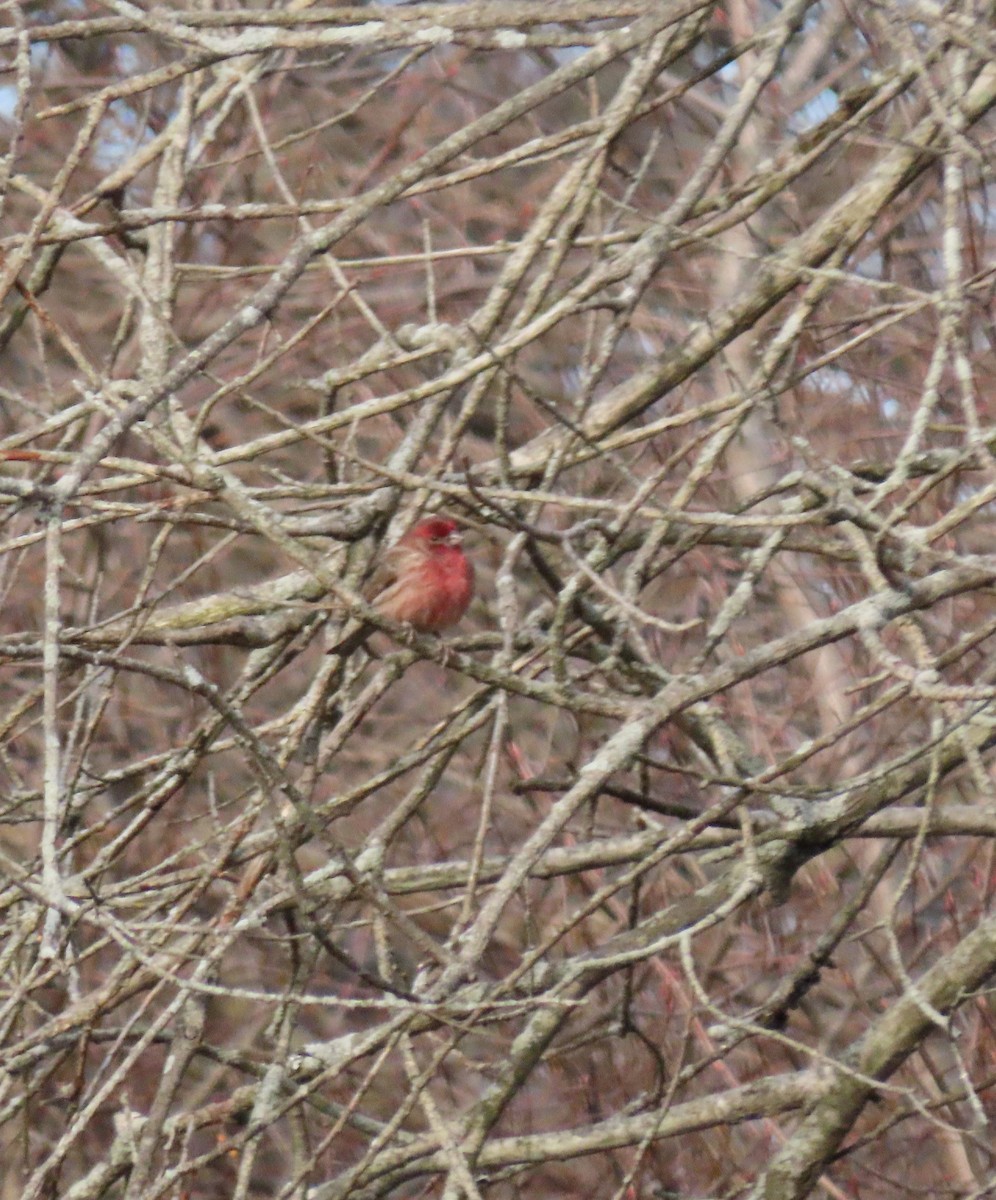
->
[332,516,474,654]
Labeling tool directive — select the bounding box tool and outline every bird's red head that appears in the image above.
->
[411,517,461,548]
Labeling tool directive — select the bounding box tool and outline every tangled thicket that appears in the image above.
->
[1,2,995,1198]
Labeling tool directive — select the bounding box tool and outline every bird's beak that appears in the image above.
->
[445,530,462,546]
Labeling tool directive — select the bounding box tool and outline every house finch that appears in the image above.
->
[332,516,474,654]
